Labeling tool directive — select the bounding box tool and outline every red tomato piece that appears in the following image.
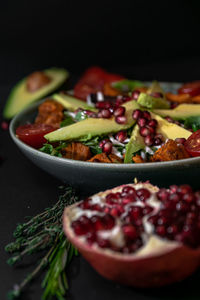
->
[74,66,124,100]
[178,81,200,97]
[16,124,54,149]
[184,130,200,157]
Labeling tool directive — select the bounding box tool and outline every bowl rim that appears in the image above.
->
[9,97,200,170]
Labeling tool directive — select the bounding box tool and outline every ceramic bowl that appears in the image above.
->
[10,94,200,195]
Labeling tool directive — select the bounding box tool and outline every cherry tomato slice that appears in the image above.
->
[74,66,124,100]
[16,124,55,149]
[184,130,200,157]
[178,81,200,97]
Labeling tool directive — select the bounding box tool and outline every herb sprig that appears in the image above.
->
[5,186,78,300]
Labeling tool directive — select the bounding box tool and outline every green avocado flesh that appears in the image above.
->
[137,93,170,109]
[151,113,192,140]
[53,93,97,112]
[153,104,200,120]
[124,125,145,163]
[45,100,139,142]
[3,68,69,119]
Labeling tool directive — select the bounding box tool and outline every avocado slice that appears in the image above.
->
[53,93,97,112]
[147,80,164,95]
[153,104,200,120]
[3,68,69,119]
[124,125,145,163]
[137,93,170,109]
[45,100,140,142]
[152,113,192,140]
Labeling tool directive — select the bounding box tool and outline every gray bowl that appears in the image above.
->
[10,99,200,194]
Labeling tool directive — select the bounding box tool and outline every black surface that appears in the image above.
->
[1,62,200,300]
[1,0,200,298]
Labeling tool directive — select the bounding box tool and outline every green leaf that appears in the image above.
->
[39,144,54,154]
[60,116,75,127]
[112,79,144,92]
[74,111,88,122]
[184,116,200,131]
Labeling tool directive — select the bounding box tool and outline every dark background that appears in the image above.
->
[0,0,200,84]
[1,1,200,299]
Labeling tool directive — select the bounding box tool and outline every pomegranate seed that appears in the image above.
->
[154,133,163,140]
[165,116,174,123]
[157,189,169,201]
[168,193,180,202]
[143,111,151,120]
[97,238,110,248]
[148,119,158,128]
[91,216,104,231]
[176,201,189,212]
[123,225,138,240]
[72,220,86,235]
[154,137,162,146]
[97,111,103,118]
[106,192,121,202]
[110,207,120,217]
[147,126,156,135]
[156,225,166,236]
[136,188,151,201]
[102,141,112,154]
[177,184,193,195]
[101,109,112,118]
[182,193,194,203]
[99,139,109,149]
[90,204,102,211]
[142,206,153,215]
[132,109,142,120]
[148,215,158,225]
[78,199,92,210]
[122,96,131,102]
[170,185,178,193]
[150,92,163,98]
[115,131,127,143]
[137,117,147,127]
[139,126,151,137]
[132,90,140,100]
[167,225,178,235]
[129,206,143,220]
[103,215,115,230]
[157,216,168,225]
[1,121,9,130]
[122,195,136,205]
[96,101,112,109]
[175,138,186,145]
[86,232,96,245]
[122,186,136,196]
[144,135,154,146]
[113,106,125,117]
[115,115,127,124]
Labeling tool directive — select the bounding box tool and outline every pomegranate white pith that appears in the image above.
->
[63,183,200,287]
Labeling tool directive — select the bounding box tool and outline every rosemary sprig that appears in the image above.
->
[5,186,78,300]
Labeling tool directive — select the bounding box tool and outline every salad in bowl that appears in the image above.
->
[14,66,200,164]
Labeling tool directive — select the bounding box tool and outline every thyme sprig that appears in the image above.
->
[5,186,78,300]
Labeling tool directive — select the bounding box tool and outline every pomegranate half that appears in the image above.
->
[63,182,200,287]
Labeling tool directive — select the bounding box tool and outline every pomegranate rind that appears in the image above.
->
[63,183,200,287]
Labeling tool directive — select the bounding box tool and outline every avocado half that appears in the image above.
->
[3,68,69,119]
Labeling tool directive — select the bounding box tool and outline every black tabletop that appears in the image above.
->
[1,61,200,300]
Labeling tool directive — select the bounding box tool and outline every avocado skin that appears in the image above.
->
[3,68,69,119]
[137,93,170,109]
[153,104,200,120]
[45,100,140,142]
[53,93,97,112]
